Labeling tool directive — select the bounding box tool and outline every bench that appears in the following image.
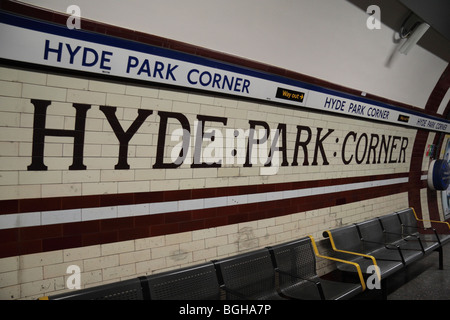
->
[144,262,221,300]
[323,207,450,299]
[398,208,450,249]
[213,248,287,300]
[357,217,423,265]
[396,208,450,270]
[323,223,397,299]
[40,262,221,300]
[213,236,365,300]
[39,237,366,300]
[267,236,364,300]
[40,277,147,300]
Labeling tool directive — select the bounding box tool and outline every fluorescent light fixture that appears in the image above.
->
[398,22,430,55]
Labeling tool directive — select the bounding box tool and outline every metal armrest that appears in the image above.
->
[402,223,439,238]
[411,207,450,230]
[383,230,418,239]
[309,235,368,290]
[275,268,325,300]
[410,207,449,245]
[322,231,380,275]
[360,238,405,263]
[401,222,432,232]
[382,231,425,253]
[361,239,401,252]
[220,285,249,300]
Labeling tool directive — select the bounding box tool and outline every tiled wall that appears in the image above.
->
[0,194,408,300]
[0,65,418,299]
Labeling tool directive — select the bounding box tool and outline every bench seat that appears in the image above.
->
[397,208,450,248]
[323,224,404,280]
[356,218,424,265]
[213,236,365,300]
[213,248,288,300]
[41,277,146,300]
[323,207,450,299]
[144,262,221,300]
[268,237,364,300]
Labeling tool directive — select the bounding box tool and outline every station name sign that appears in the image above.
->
[0,12,449,133]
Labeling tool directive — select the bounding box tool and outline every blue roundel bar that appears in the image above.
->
[429,159,450,190]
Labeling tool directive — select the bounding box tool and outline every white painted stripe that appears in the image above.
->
[1,211,40,230]
[0,177,408,230]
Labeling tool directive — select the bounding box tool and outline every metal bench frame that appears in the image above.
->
[144,262,221,300]
[213,236,365,300]
[323,207,450,299]
[356,217,424,265]
[46,210,449,301]
[213,248,287,300]
[397,207,450,270]
[268,236,365,300]
[40,277,147,300]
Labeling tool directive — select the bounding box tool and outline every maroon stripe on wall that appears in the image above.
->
[0,173,409,215]
[427,64,450,115]
[417,64,450,221]
[408,130,429,218]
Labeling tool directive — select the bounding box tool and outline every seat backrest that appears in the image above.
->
[48,278,145,300]
[326,224,363,254]
[379,213,403,242]
[268,237,317,283]
[145,262,220,300]
[214,248,276,299]
[355,218,384,252]
[396,208,419,234]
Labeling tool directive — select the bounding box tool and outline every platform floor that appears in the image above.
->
[350,243,450,300]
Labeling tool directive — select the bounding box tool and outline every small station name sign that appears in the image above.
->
[0,12,449,133]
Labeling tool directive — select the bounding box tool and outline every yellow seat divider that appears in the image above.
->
[308,235,367,291]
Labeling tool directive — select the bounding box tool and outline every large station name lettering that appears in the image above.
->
[27,99,409,172]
